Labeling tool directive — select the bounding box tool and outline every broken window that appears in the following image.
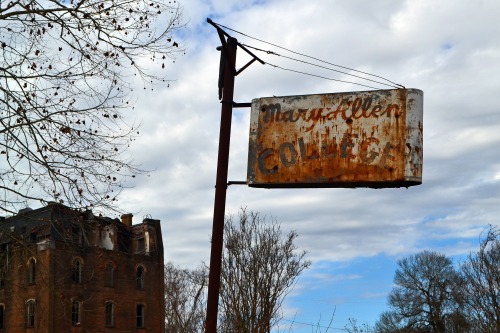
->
[0,246,7,289]
[105,262,114,287]
[26,299,35,328]
[0,266,4,290]
[0,304,4,330]
[30,232,37,243]
[99,226,115,250]
[136,265,145,289]
[71,301,81,325]
[105,301,114,327]
[136,238,145,254]
[72,258,82,284]
[72,225,83,245]
[136,304,145,328]
[28,258,36,284]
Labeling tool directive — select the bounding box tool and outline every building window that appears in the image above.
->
[136,238,145,254]
[72,258,82,284]
[26,300,35,328]
[136,304,145,328]
[72,226,83,245]
[136,265,145,289]
[71,301,81,325]
[105,262,114,287]
[105,301,114,327]
[0,244,7,290]
[0,304,4,330]
[29,232,37,243]
[28,258,36,284]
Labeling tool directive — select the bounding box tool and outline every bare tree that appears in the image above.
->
[460,226,500,333]
[374,311,409,333]
[164,262,208,333]
[344,318,374,333]
[382,251,463,333]
[219,209,311,333]
[0,0,184,214]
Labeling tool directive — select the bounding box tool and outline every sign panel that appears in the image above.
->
[247,89,423,188]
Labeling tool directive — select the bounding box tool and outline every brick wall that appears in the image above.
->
[0,208,164,333]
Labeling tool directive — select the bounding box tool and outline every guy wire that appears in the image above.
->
[243,44,400,89]
[267,63,379,90]
[213,21,405,89]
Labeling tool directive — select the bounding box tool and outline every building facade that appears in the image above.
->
[0,203,164,333]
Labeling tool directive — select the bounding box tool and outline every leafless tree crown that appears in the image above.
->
[381,251,462,333]
[374,232,500,333]
[219,209,311,333]
[164,262,208,333]
[0,0,184,214]
[459,226,500,333]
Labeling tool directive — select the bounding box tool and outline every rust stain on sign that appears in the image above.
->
[247,88,423,188]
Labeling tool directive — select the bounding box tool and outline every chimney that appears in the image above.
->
[121,213,133,227]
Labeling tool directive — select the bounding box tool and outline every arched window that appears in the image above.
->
[136,265,145,289]
[26,299,35,328]
[105,262,114,288]
[71,301,81,325]
[72,258,83,284]
[27,258,36,284]
[105,301,114,327]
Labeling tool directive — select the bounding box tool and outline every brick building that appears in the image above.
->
[0,202,165,333]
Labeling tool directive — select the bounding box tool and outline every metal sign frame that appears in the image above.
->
[248,89,423,188]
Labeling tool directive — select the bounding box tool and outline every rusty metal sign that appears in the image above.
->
[247,88,423,188]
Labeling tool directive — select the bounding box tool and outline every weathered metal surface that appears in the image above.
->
[247,88,423,188]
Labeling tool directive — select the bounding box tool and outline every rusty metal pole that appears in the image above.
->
[205,36,237,333]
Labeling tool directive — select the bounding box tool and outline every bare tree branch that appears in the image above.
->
[164,262,208,333]
[379,251,464,333]
[459,226,500,333]
[219,209,311,333]
[0,0,185,214]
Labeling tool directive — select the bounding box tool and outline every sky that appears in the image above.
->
[113,0,500,331]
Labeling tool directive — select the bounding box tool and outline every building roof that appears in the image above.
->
[0,203,122,243]
[0,203,162,256]
[1,203,78,241]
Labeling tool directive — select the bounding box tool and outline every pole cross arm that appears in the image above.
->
[208,18,265,76]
